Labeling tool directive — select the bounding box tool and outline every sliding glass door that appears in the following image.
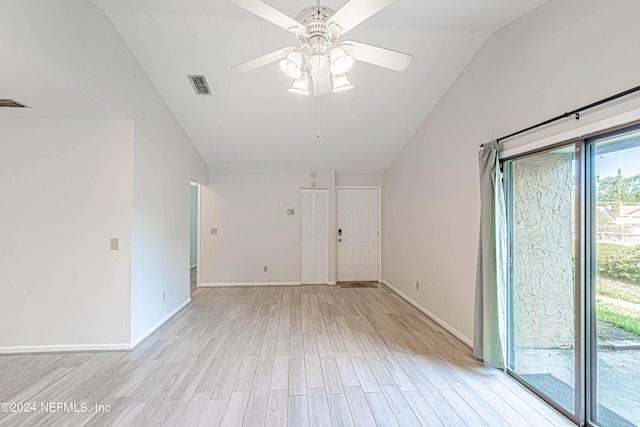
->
[505,144,579,420]
[505,124,640,426]
[589,129,640,426]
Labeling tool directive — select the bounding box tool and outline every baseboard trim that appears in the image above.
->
[130,297,191,349]
[199,281,301,287]
[0,342,131,355]
[380,279,473,349]
[1,297,194,355]
[327,281,336,285]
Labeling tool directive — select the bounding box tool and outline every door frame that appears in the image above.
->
[335,186,382,283]
[190,180,201,290]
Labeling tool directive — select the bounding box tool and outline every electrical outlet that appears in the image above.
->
[110,238,119,251]
[263,265,268,273]
[416,281,420,290]
[210,227,218,235]
[162,291,166,302]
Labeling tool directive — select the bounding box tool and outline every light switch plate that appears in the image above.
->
[110,238,119,251]
[210,227,218,235]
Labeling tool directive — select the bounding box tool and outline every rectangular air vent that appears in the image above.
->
[187,75,212,96]
[0,99,29,108]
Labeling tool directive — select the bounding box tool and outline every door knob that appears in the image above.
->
[338,238,342,242]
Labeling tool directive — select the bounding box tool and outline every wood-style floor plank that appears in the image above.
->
[265,389,288,427]
[380,385,421,427]
[197,400,228,427]
[242,396,268,427]
[287,395,309,427]
[0,285,575,427]
[307,387,332,427]
[343,386,376,427]
[364,392,399,427]
[327,393,355,427]
[219,391,250,427]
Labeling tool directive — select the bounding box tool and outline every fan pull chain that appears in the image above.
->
[316,92,321,139]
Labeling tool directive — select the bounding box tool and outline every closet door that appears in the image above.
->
[313,190,329,284]
[300,189,329,284]
[301,189,315,284]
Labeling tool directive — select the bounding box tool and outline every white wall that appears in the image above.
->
[200,169,336,285]
[0,119,133,350]
[336,173,384,187]
[383,0,640,342]
[0,0,209,347]
[130,126,207,345]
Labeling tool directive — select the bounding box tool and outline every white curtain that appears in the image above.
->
[473,141,508,368]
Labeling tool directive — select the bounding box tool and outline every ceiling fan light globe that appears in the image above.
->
[329,58,354,76]
[279,51,303,79]
[289,73,310,96]
[329,47,354,75]
[331,74,354,93]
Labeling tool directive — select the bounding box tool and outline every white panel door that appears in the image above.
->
[337,188,379,282]
[314,191,329,284]
[300,190,315,284]
[300,189,329,284]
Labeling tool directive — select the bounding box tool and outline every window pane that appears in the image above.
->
[507,145,576,415]
[592,129,640,426]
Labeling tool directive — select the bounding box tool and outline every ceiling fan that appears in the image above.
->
[230,0,413,96]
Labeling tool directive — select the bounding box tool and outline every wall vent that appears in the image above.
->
[0,99,29,108]
[187,75,212,96]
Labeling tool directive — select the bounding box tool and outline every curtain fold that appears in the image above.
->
[473,141,507,368]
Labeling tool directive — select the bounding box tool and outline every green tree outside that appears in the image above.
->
[597,169,640,202]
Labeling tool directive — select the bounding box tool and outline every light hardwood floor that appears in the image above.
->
[0,284,575,426]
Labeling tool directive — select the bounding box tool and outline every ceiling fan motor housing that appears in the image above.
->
[295,5,339,48]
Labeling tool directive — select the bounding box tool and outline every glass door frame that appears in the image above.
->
[502,120,640,427]
[502,138,584,426]
[584,122,640,427]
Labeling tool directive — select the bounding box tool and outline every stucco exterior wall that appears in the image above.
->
[512,152,575,348]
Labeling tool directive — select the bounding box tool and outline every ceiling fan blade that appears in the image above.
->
[327,0,395,35]
[311,66,332,96]
[345,41,412,72]
[231,0,305,35]
[231,47,295,73]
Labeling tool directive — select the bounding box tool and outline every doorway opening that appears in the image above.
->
[190,181,200,294]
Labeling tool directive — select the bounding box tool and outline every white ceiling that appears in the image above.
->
[91,0,547,32]
[88,1,546,172]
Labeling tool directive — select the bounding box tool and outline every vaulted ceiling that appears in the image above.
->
[4,0,548,172]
